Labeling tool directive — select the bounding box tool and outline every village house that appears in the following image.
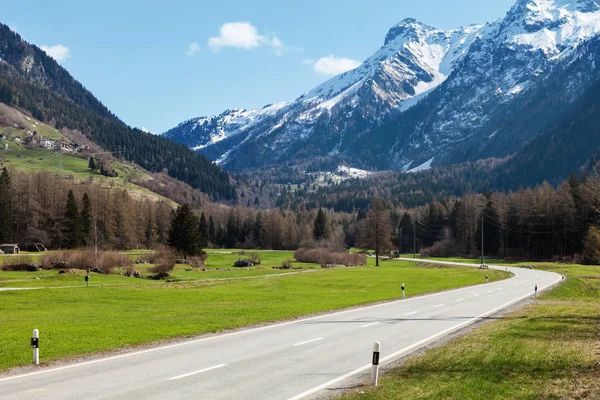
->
[40,137,55,149]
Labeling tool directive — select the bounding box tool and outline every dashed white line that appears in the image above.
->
[404,311,418,316]
[360,322,380,328]
[434,304,445,308]
[168,364,227,380]
[456,298,465,302]
[293,337,324,347]
[474,294,481,297]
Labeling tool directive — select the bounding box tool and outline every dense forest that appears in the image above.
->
[0,168,173,250]
[0,23,235,200]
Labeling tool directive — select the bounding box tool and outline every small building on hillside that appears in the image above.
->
[56,141,75,153]
[40,137,55,149]
[0,244,20,254]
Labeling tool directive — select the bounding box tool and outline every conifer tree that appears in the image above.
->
[64,189,82,249]
[0,167,13,243]
[168,204,202,256]
[313,209,329,241]
[199,212,209,248]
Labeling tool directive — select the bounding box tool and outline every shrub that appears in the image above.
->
[248,252,261,265]
[150,249,177,275]
[189,252,208,268]
[294,248,367,267]
[420,238,459,258]
[281,259,293,269]
[98,253,132,274]
[1,256,38,271]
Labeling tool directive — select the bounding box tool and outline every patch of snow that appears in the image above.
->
[408,157,435,173]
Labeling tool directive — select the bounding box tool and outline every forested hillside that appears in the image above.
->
[0,23,235,200]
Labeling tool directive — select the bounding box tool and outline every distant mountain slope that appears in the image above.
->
[165,0,600,187]
[0,23,236,200]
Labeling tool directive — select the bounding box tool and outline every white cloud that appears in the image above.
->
[312,55,361,76]
[208,22,285,55]
[41,44,70,63]
[186,42,201,56]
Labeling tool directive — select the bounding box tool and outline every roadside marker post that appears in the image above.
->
[31,329,39,365]
[85,271,89,287]
[535,284,538,299]
[371,342,380,387]
[486,275,488,283]
[401,283,405,299]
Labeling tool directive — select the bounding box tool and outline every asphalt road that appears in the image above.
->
[0,262,562,400]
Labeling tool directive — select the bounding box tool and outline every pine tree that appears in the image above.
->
[475,196,501,257]
[0,167,13,243]
[80,193,92,245]
[313,209,329,241]
[208,215,216,244]
[64,190,82,249]
[198,212,209,248]
[168,204,202,256]
[88,156,97,171]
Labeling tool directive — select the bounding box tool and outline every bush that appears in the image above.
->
[41,250,132,274]
[98,253,132,274]
[294,248,367,267]
[248,252,261,265]
[189,252,209,268]
[150,249,177,276]
[1,256,39,271]
[420,238,459,258]
[281,259,293,269]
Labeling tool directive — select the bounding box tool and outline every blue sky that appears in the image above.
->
[5,0,515,133]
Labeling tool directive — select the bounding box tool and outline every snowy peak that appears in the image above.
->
[384,18,437,45]
[500,0,600,55]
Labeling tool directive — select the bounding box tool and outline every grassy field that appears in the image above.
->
[0,253,507,371]
[341,261,600,400]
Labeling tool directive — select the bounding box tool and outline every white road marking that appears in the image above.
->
[167,364,227,381]
[287,272,563,400]
[360,322,380,328]
[293,337,324,347]
[456,298,465,302]
[434,304,445,308]
[474,294,481,297]
[404,311,418,316]
[488,290,494,293]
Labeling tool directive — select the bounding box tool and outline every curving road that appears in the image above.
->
[0,262,562,400]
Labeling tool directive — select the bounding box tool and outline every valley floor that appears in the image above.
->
[0,251,504,372]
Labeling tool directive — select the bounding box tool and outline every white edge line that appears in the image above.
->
[404,311,418,316]
[434,304,445,308]
[167,364,227,381]
[360,322,380,328]
[293,337,324,347]
[286,272,563,400]
[0,264,556,384]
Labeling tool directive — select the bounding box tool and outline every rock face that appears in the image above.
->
[164,0,600,173]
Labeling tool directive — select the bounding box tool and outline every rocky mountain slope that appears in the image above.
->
[165,0,600,182]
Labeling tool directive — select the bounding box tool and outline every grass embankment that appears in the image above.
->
[0,253,506,371]
[342,263,600,400]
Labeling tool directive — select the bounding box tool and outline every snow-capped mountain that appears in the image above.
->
[165,0,600,173]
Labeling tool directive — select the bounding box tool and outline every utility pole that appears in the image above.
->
[481,203,485,266]
[413,217,417,259]
[94,221,99,271]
